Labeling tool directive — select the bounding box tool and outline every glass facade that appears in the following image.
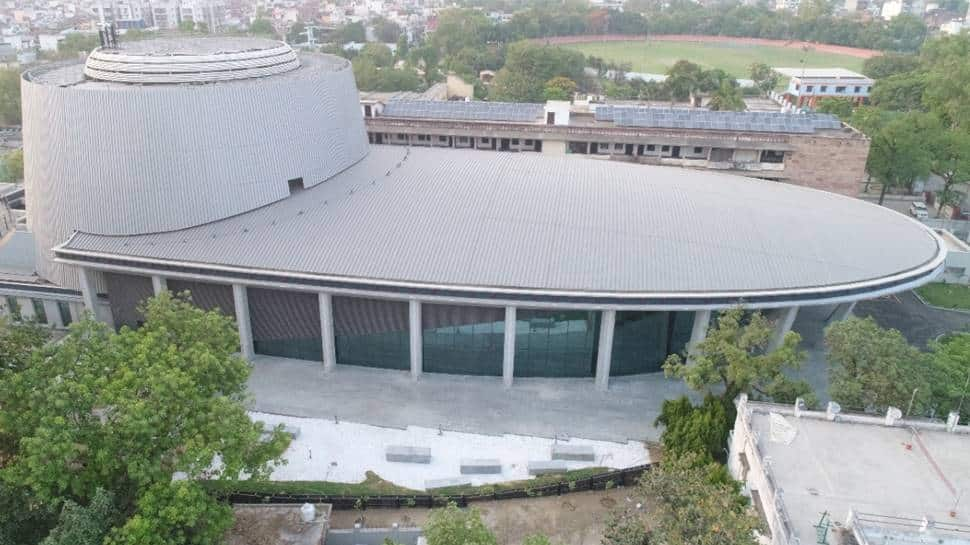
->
[422,303,504,376]
[514,310,600,377]
[248,287,322,362]
[610,311,694,376]
[333,296,410,370]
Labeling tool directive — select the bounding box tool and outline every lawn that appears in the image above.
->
[562,40,867,78]
[915,282,970,311]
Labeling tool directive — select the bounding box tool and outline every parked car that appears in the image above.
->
[910,201,929,219]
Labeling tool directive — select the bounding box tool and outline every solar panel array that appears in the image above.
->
[382,100,545,122]
[594,106,842,134]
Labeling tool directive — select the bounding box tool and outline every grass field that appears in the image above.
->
[916,283,970,311]
[563,40,867,78]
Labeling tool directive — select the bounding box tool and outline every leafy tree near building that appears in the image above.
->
[816,97,856,121]
[0,149,22,182]
[489,42,585,103]
[604,453,761,545]
[748,62,779,97]
[372,17,403,44]
[824,316,929,413]
[862,52,920,79]
[655,394,734,463]
[358,43,395,68]
[0,68,21,125]
[706,80,745,111]
[395,34,410,60]
[336,22,366,44]
[929,129,970,217]
[542,76,577,101]
[663,306,814,405]
[924,333,970,422]
[423,503,497,545]
[0,293,291,545]
[866,112,932,204]
[248,18,276,37]
[921,33,970,130]
[40,488,119,545]
[869,71,928,112]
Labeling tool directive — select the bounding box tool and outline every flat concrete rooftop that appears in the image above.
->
[746,403,970,543]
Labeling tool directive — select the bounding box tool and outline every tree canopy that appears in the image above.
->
[423,503,497,545]
[663,306,813,404]
[0,69,21,126]
[866,112,933,204]
[0,293,291,545]
[489,42,585,103]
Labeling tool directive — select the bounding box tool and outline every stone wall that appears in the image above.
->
[784,133,870,197]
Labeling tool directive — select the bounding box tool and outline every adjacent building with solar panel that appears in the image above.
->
[1,37,946,390]
[362,97,872,197]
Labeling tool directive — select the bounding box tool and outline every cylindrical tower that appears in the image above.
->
[21,37,368,288]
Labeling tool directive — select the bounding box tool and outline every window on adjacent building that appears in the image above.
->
[835,86,846,93]
[524,139,533,145]
[820,85,828,92]
[458,136,468,143]
[5,297,21,321]
[58,301,72,327]
[794,83,800,91]
[31,299,47,324]
[693,147,703,154]
[806,85,814,92]
[481,138,490,143]
[512,139,519,145]
[438,136,447,142]
[614,143,623,151]
[646,144,656,151]
[760,150,785,163]
[661,145,670,152]
[854,86,861,93]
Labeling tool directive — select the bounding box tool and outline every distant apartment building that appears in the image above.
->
[361,99,871,197]
[777,68,875,109]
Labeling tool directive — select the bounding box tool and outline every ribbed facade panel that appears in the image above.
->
[22,53,368,288]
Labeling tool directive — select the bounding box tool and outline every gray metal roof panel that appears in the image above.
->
[62,146,939,295]
[382,100,544,122]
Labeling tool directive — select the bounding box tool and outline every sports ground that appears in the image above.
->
[560,37,870,77]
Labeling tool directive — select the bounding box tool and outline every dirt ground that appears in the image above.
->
[329,488,647,545]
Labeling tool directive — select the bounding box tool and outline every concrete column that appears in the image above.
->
[687,309,712,364]
[18,297,35,321]
[232,284,254,360]
[594,309,616,391]
[79,267,99,318]
[151,275,167,295]
[828,302,856,324]
[502,306,516,388]
[319,293,336,372]
[43,300,64,329]
[409,300,422,380]
[769,306,799,352]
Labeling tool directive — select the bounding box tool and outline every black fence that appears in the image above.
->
[221,464,653,510]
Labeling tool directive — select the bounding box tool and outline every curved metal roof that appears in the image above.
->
[57,146,943,306]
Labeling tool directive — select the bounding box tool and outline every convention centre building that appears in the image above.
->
[5,37,946,389]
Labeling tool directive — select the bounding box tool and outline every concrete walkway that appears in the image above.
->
[247,356,693,443]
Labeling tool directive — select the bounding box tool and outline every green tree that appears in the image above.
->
[55,33,99,60]
[869,71,928,112]
[665,60,714,106]
[2,149,24,182]
[0,68,21,125]
[748,62,779,96]
[609,453,760,545]
[423,503,497,545]
[863,52,920,79]
[815,97,855,120]
[542,76,577,101]
[395,34,410,59]
[431,9,494,56]
[867,112,932,204]
[663,306,813,404]
[489,42,585,102]
[922,33,970,129]
[655,395,734,463]
[248,18,275,37]
[337,21,366,44]
[359,43,395,68]
[706,80,745,111]
[0,482,56,545]
[411,44,442,87]
[41,489,119,545]
[930,129,970,217]
[522,535,553,545]
[372,17,403,43]
[0,293,290,545]
[825,316,929,413]
[924,333,970,421]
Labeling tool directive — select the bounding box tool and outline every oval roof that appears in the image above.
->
[59,146,943,304]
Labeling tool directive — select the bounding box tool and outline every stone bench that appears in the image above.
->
[425,477,472,490]
[527,460,568,475]
[551,444,595,462]
[386,445,432,464]
[460,458,502,475]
